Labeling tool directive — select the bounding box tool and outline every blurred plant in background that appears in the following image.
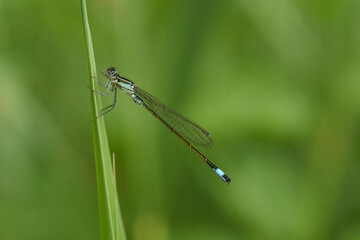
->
[1,0,359,240]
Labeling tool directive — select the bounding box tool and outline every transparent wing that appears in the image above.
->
[135,87,213,148]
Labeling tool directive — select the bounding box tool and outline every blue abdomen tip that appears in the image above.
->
[213,168,231,184]
[215,168,225,177]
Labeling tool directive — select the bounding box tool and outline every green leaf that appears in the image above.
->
[80,0,126,239]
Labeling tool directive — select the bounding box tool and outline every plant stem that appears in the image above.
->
[80,0,126,239]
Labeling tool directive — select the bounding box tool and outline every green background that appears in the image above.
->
[1,0,360,239]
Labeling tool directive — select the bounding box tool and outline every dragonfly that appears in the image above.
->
[89,67,231,184]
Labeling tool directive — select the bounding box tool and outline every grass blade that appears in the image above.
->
[80,0,126,239]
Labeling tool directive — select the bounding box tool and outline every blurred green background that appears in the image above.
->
[1,0,360,239]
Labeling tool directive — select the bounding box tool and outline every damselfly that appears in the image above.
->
[90,67,231,184]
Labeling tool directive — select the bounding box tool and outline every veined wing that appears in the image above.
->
[135,87,213,148]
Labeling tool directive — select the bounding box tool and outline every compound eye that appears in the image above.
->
[109,67,116,74]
